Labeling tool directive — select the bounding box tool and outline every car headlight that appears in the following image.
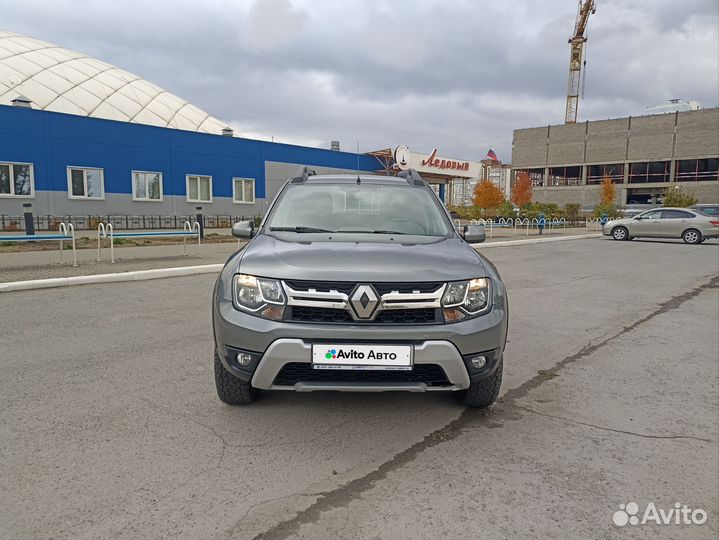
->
[233,274,285,320]
[441,278,491,322]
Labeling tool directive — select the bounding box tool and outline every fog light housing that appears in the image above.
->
[236,353,253,366]
[470,355,487,369]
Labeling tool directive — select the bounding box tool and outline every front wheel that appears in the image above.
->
[455,358,503,408]
[682,229,702,244]
[214,349,258,405]
[612,226,629,241]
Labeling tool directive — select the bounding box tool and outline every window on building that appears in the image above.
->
[513,168,545,187]
[0,162,34,197]
[628,162,670,184]
[132,171,163,201]
[547,166,582,187]
[233,178,255,204]
[675,158,719,182]
[186,175,212,202]
[67,167,104,199]
[587,164,623,184]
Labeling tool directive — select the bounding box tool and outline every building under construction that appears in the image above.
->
[511,107,719,207]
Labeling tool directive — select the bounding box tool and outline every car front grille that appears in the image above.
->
[273,362,451,386]
[287,306,441,324]
[283,280,446,324]
[288,306,352,323]
[284,280,443,295]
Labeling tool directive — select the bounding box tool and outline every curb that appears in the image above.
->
[472,233,602,248]
[1,233,603,293]
[0,264,223,293]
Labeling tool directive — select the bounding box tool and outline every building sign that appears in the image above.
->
[421,148,470,171]
[394,145,411,170]
[393,145,481,178]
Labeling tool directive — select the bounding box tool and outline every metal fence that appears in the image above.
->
[0,215,258,232]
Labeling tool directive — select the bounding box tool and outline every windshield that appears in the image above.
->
[265,183,452,236]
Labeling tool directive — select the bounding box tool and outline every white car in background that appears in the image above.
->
[603,207,719,244]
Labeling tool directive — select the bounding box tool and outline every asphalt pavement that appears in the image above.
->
[1,237,717,539]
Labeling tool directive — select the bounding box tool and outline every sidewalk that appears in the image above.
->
[0,242,240,283]
[0,227,598,284]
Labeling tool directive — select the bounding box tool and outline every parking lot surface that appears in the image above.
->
[1,237,717,539]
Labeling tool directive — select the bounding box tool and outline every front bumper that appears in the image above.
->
[248,339,483,391]
[213,297,507,392]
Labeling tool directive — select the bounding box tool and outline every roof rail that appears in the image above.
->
[289,165,317,183]
[397,168,425,186]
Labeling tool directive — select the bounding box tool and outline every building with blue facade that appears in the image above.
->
[0,104,380,219]
[0,30,381,223]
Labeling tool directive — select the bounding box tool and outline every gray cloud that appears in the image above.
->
[2,0,717,162]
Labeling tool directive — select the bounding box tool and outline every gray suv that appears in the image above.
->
[212,168,508,408]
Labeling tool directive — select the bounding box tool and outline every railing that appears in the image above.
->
[97,221,201,263]
[465,217,568,237]
[0,222,77,266]
[0,215,258,232]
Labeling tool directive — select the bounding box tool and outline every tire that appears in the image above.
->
[214,348,258,405]
[455,357,503,408]
[682,229,701,244]
[611,226,629,241]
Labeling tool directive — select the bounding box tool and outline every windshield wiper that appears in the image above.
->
[269,226,334,233]
[337,229,410,235]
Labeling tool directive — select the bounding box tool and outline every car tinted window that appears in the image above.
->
[696,206,719,216]
[662,210,693,219]
[266,183,451,236]
[639,210,663,219]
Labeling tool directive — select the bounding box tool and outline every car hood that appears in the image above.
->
[234,233,487,282]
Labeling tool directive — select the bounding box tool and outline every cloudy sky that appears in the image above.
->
[2,0,718,161]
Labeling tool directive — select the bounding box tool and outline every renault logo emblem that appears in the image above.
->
[350,284,379,319]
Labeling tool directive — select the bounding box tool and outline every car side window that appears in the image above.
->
[662,210,693,219]
[640,210,662,220]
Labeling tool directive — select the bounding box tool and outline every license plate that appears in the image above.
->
[312,344,412,371]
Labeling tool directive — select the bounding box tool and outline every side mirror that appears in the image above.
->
[634,216,643,220]
[231,220,255,239]
[462,224,486,244]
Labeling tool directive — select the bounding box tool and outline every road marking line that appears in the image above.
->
[0,264,223,292]
[473,233,602,248]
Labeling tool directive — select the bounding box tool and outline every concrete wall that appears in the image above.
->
[585,118,629,163]
[532,185,621,207]
[627,114,676,161]
[512,126,548,167]
[675,108,719,158]
[546,123,586,166]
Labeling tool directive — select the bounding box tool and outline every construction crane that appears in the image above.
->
[565,0,596,123]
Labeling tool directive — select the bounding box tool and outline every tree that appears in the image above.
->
[600,176,615,205]
[473,179,505,210]
[662,185,698,207]
[511,171,532,207]
[564,202,581,223]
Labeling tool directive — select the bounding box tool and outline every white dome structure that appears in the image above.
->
[0,29,235,135]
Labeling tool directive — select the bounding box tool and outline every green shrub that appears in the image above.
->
[518,202,565,220]
[592,203,623,218]
[564,203,581,222]
[662,185,698,207]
